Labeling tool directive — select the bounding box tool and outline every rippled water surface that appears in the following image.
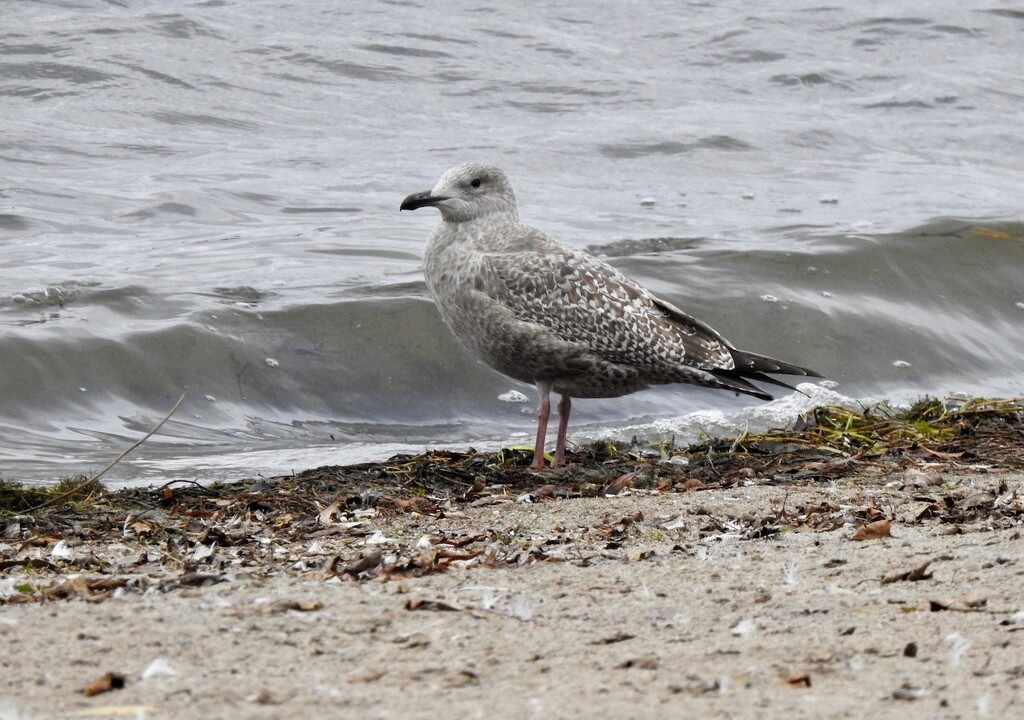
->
[3,1,1023,484]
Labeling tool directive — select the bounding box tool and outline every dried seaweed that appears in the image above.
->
[2,396,1022,605]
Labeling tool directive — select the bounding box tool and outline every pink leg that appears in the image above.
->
[529,383,551,470]
[553,394,572,466]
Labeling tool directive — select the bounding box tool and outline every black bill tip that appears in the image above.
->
[400,190,448,211]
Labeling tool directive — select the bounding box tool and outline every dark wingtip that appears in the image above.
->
[731,349,823,379]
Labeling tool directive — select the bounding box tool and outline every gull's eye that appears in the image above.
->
[470,178,481,188]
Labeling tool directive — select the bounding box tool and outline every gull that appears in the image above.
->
[401,163,822,470]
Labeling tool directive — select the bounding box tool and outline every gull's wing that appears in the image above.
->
[478,241,737,374]
[473,229,821,398]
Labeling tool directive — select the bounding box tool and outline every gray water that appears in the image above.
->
[2,1,1023,485]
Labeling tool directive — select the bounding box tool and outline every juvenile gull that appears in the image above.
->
[401,163,822,470]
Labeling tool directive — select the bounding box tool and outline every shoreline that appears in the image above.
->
[2,399,1023,718]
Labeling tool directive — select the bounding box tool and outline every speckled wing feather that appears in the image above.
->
[477,240,737,377]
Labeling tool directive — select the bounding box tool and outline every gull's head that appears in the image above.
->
[400,162,518,223]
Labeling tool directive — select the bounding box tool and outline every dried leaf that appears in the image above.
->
[851,519,891,541]
[460,477,486,502]
[892,683,926,701]
[174,573,225,588]
[902,468,943,487]
[786,673,812,688]
[42,576,127,601]
[590,632,635,645]
[317,500,343,525]
[336,551,383,577]
[433,532,489,548]
[405,597,462,612]
[81,672,126,697]
[267,599,324,614]
[347,670,386,683]
[957,492,995,510]
[130,519,155,536]
[918,447,963,460]
[0,558,61,572]
[929,596,987,612]
[881,561,933,585]
[972,226,1012,239]
[616,656,658,670]
[605,472,638,494]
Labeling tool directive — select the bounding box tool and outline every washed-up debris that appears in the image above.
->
[946,633,972,666]
[40,577,127,602]
[332,551,384,578]
[140,658,175,680]
[786,673,812,688]
[81,671,125,697]
[929,596,988,612]
[347,670,387,684]
[892,682,927,701]
[617,656,659,670]
[265,598,324,614]
[851,519,892,541]
[881,561,934,585]
[0,396,1021,604]
[405,597,463,613]
[591,632,635,645]
[248,688,280,705]
[605,471,638,495]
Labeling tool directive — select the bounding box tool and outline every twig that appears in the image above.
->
[25,392,186,514]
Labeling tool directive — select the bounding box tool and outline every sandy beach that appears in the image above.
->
[3,440,1023,720]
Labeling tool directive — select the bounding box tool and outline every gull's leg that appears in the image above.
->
[553,394,572,466]
[529,382,552,470]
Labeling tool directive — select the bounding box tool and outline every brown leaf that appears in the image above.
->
[174,572,226,588]
[82,672,126,697]
[851,519,891,541]
[972,226,1012,239]
[317,500,343,525]
[902,468,943,487]
[130,519,155,536]
[433,532,489,548]
[590,632,635,645]
[929,596,987,612]
[347,670,386,683]
[616,656,658,670]
[881,561,933,585]
[787,673,812,688]
[0,558,61,572]
[336,551,383,577]
[267,599,324,614]
[619,511,644,527]
[434,549,484,562]
[605,471,638,495]
[42,576,127,601]
[460,477,486,501]
[405,597,462,612]
[449,669,480,686]
[957,492,995,510]
[918,447,964,460]
[682,478,705,492]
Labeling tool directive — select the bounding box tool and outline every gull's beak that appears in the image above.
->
[400,190,448,211]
